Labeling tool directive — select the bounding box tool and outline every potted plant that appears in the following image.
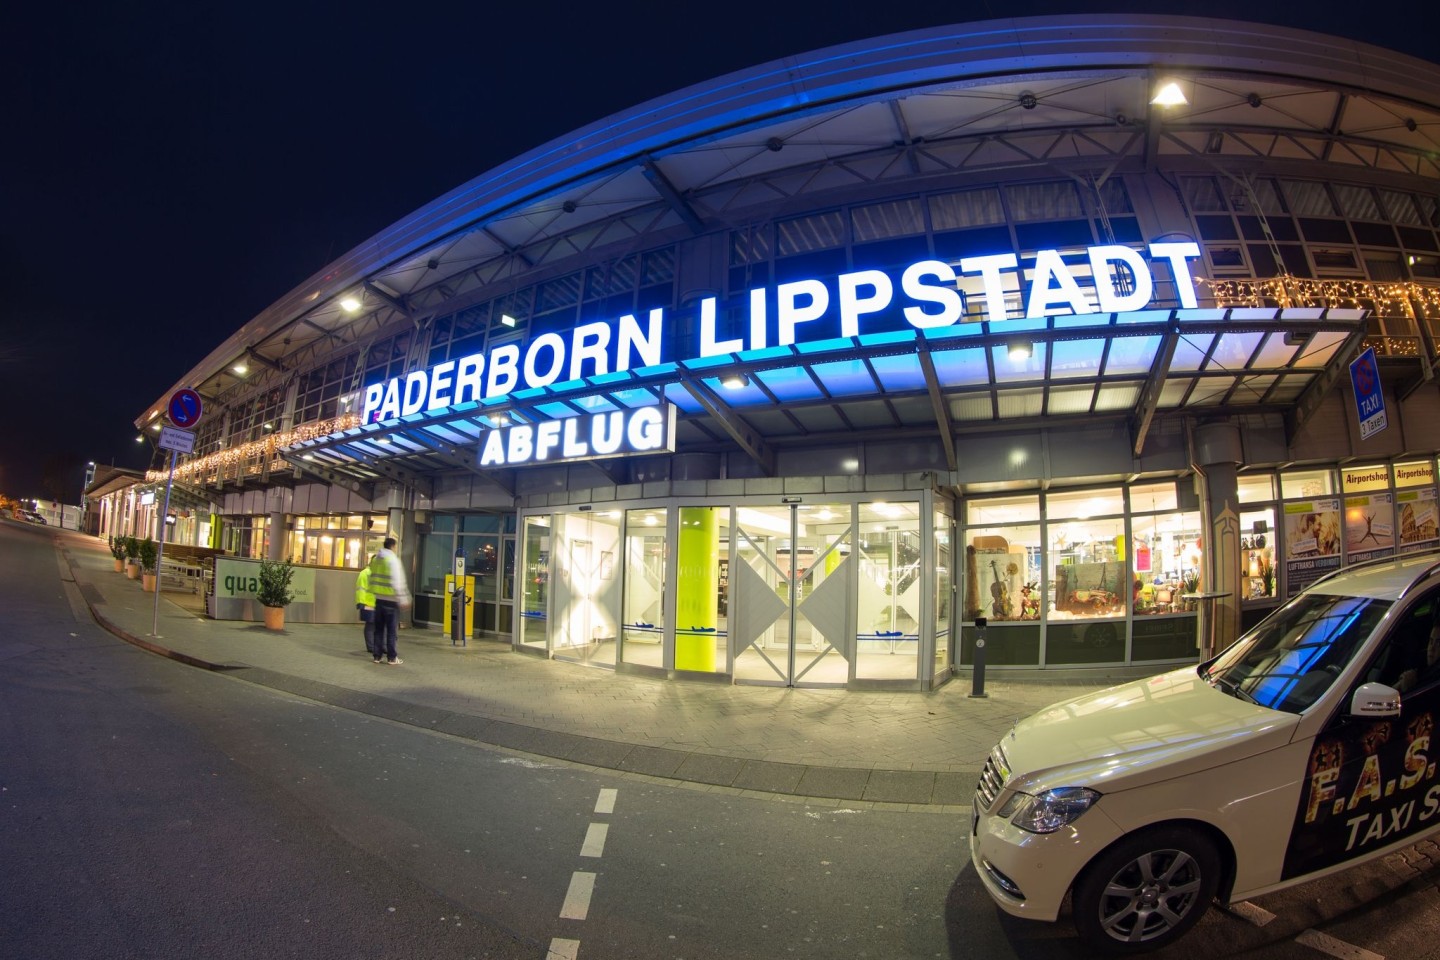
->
[124,536,142,579]
[108,536,127,573]
[257,559,296,631]
[139,538,159,592]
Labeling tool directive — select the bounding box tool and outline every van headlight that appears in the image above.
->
[996,787,1101,833]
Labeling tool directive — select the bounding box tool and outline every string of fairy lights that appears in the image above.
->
[138,275,1439,489]
[145,413,361,484]
[1198,276,1440,317]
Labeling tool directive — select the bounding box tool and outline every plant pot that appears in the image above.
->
[125,561,141,580]
[263,605,286,631]
[142,572,157,593]
[113,558,125,572]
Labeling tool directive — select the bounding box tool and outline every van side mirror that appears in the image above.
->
[1349,682,1401,718]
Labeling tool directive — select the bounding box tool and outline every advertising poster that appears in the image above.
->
[1284,499,1341,598]
[1399,488,1440,555]
[1343,492,1394,565]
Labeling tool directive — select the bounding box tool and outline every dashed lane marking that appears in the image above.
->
[580,823,609,858]
[559,872,596,921]
[1295,928,1384,960]
[546,938,580,960]
[594,788,616,814]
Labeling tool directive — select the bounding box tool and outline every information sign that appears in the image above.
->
[158,426,196,454]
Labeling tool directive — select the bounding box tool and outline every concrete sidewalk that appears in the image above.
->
[56,531,1150,808]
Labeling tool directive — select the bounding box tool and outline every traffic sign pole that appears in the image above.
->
[152,448,178,637]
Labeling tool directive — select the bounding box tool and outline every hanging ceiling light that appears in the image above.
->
[1150,81,1187,107]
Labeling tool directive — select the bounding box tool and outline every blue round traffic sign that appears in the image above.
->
[169,388,204,428]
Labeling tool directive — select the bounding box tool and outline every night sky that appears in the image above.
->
[5,1,1437,503]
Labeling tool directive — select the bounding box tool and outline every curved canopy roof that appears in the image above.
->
[137,15,1439,491]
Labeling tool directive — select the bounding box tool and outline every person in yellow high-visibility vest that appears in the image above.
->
[368,537,411,664]
[355,560,376,657]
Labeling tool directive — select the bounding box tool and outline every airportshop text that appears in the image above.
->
[363,242,1202,424]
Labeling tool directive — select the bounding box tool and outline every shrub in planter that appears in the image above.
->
[257,560,296,630]
[123,536,142,579]
[139,538,159,592]
[109,536,127,572]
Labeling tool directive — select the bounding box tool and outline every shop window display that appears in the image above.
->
[962,496,1041,666]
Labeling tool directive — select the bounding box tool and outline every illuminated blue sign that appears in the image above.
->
[363,242,1201,423]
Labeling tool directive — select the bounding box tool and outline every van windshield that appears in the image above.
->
[1204,593,1391,713]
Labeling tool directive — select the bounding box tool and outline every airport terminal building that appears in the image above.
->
[97,16,1440,689]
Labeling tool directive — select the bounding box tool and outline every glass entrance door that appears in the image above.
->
[732,503,852,686]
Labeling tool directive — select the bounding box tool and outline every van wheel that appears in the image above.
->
[1072,826,1220,954]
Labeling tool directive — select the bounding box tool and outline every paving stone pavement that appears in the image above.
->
[53,531,1163,807]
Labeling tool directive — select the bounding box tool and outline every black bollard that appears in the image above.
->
[969,616,989,698]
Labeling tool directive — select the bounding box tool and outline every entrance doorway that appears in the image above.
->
[732,503,852,686]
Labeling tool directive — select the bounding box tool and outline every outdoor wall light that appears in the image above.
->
[1007,338,1034,361]
[340,296,362,313]
[1150,81,1188,107]
[720,371,750,389]
[501,314,518,327]
[232,363,248,376]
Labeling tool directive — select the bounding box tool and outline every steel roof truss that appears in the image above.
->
[1131,319,1182,457]
[916,345,957,471]
[279,452,377,500]
[679,375,775,475]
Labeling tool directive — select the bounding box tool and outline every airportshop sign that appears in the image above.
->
[362,242,1204,426]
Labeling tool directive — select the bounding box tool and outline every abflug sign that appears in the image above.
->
[362,242,1203,424]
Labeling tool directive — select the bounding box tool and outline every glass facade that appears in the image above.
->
[515,496,951,688]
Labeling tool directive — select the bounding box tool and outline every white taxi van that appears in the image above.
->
[970,551,1440,953]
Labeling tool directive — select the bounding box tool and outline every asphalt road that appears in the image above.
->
[5,520,1440,960]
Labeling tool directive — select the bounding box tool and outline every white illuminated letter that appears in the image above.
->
[616,308,663,369]
[401,371,428,416]
[454,353,485,404]
[1025,249,1089,318]
[487,344,520,398]
[749,288,768,351]
[837,269,893,337]
[627,406,664,451]
[568,321,611,381]
[535,420,562,460]
[776,279,829,346]
[1088,245,1154,313]
[562,417,589,458]
[507,425,534,463]
[362,383,384,422]
[699,297,742,357]
[378,379,401,421]
[479,429,507,466]
[592,411,624,455]
[426,360,456,411]
[959,253,1018,322]
[524,333,566,387]
[1148,242,1203,308]
[901,260,965,329]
